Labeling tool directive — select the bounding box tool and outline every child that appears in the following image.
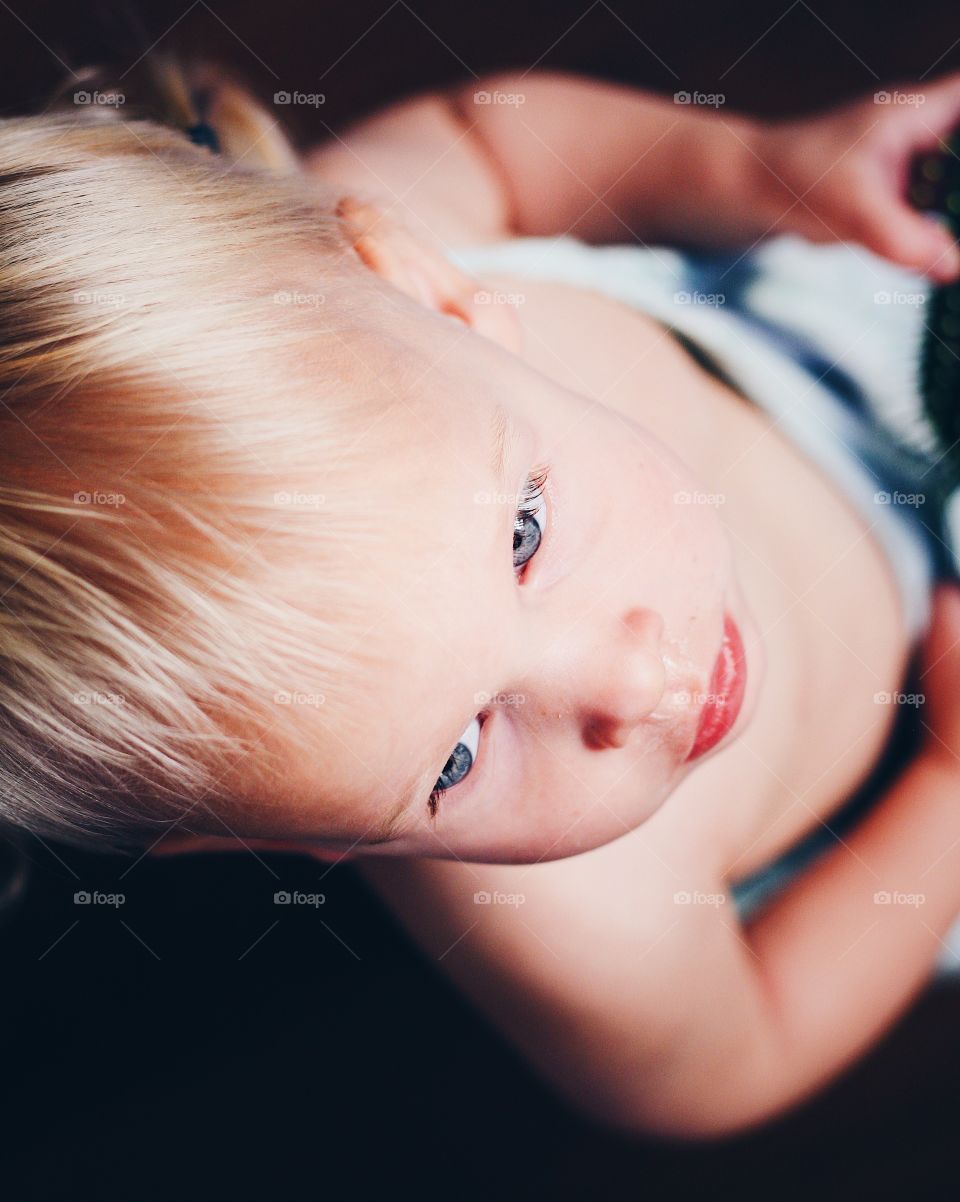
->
[5,56,960,1139]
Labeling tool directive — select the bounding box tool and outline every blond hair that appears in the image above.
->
[0,56,409,853]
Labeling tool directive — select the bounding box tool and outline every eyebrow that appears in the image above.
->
[370,404,521,842]
[491,401,513,489]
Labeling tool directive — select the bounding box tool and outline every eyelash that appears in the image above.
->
[427,464,551,819]
[513,464,550,579]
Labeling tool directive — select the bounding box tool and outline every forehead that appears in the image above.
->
[265,375,520,839]
[349,394,514,747]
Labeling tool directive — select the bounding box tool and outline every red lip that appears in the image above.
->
[684,613,747,762]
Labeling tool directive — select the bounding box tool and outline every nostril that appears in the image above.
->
[584,718,626,751]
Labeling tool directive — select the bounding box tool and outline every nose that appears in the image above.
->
[584,608,667,748]
[527,606,667,749]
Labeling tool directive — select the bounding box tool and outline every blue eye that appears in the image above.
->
[513,465,550,574]
[428,716,481,817]
[428,467,551,817]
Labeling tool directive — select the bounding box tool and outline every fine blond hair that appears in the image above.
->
[0,56,408,852]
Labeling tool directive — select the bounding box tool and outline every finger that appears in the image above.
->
[877,73,960,144]
[856,197,960,281]
[892,209,960,281]
[914,71,960,130]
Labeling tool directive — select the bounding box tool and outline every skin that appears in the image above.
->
[231,229,759,865]
[153,68,960,869]
[164,198,906,873]
[149,68,960,1136]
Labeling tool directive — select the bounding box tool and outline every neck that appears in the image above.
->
[642,337,910,871]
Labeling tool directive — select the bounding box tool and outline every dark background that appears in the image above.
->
[3,2,960,1199]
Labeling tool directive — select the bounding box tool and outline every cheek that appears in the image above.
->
[614,438,732,697]
[628,438,729,585]
[518,744,676,849]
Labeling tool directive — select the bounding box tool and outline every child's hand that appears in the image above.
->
[757,74,960,283]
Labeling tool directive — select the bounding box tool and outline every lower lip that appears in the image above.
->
[684,614,747,762]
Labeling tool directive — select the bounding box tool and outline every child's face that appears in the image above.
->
[215,211,761,865]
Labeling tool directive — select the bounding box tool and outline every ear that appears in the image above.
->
[337,196,522,355]
[148,830,357,862]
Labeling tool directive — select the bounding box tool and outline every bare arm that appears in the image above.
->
[356,586,960,1138]
[303,69,770,249]
[304,69,960,280]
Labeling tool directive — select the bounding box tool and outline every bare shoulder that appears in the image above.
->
[353,809,729,1125]
[301,90,511,249]
[355,801,722,993]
